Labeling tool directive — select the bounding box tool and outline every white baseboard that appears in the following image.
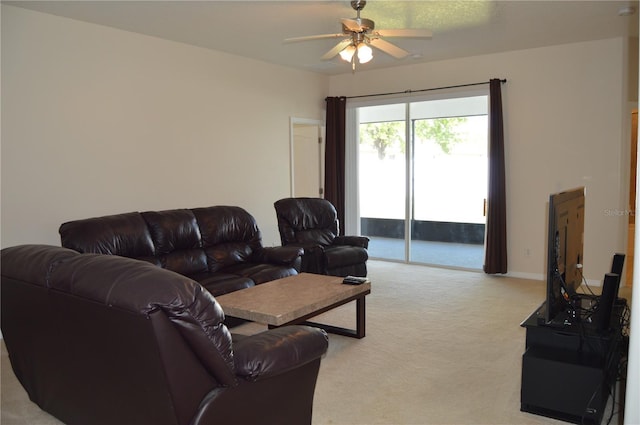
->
[505,271,544,281]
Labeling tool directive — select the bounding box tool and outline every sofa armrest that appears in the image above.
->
[258,246,304,266]
[233,326,328,382]
[288,243,326,274]
[333,235,370,249]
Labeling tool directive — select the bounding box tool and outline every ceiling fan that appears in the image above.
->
[284,0,432,70]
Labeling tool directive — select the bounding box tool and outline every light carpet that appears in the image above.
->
[1,260,629,424]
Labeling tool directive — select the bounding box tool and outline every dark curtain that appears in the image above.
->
[484,79,508,274]
[324,96,347,235]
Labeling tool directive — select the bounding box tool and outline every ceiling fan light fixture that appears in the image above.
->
[357,42,373,64]
[339,44,356,62]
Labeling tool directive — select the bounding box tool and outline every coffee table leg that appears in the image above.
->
[297,295,366,339]
[355,296,365,338]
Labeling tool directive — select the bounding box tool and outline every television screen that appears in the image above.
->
[545,187,585,324]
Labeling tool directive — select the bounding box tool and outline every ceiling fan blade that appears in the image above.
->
[369,38,410,59]
[341,18,362,32]
[284,33,346,43]
[375,29,432,39]
[321,39,352,60]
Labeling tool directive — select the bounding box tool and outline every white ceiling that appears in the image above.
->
[5,0,639,75]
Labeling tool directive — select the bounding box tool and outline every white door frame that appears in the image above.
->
[289,117,325,197]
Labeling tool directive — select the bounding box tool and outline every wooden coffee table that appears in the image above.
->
[216,273,371,338]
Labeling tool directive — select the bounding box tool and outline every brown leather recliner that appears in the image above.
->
[1,245,329,425]
[274,197,369,277]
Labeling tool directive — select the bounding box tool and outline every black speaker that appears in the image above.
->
[610,253,625,275]
[610,253,625,299]
[592,273,619,331]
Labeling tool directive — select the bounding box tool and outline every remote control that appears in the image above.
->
[342,276,368,285]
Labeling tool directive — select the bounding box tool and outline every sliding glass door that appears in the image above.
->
[358,103,407,261]
[356,94,488,269]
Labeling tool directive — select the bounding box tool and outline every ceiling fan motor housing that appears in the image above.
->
[343,18,375,34]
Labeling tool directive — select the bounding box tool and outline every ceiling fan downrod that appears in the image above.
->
[346,0,374,33]
[351,1,366,13]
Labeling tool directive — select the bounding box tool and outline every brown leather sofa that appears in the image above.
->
[1,244,329,425]
[59,206,303,297]
[274,197,369,277]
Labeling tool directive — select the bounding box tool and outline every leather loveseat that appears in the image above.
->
[1,244,329,425]
[59,206,302,297]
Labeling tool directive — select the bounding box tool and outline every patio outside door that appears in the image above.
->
[357,95,488,269]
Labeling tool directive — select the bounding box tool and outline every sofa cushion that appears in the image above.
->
[142,210,208,276]
[159,248,208,275]
[192,206,261,245]
[141,209,202,253]
[222,263,298,285]
[203,243,254,273]
[59,212,155,259]
[192,206,262,272]
[188,272,254,297]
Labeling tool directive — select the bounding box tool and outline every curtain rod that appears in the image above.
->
[328,79,507,100]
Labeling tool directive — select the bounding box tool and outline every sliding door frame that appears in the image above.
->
[345,88,489,265]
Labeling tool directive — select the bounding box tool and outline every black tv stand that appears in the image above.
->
[520,299,627,425]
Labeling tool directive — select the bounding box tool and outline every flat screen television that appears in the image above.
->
[544,187,585,324]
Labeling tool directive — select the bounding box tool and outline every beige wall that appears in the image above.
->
[1,5,328,248]
[2,4,637,284]
[329,37,637,283]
